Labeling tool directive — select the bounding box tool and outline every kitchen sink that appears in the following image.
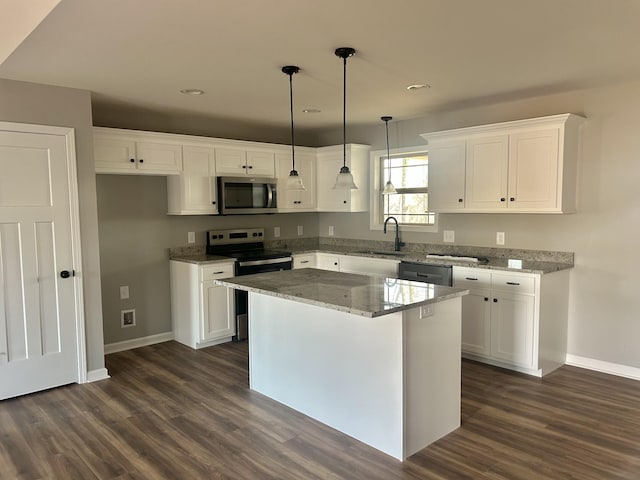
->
[354,250,407,257]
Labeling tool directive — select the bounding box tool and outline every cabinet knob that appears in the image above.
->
[60,270,74,278]
[500,197,506,202]
[242,165,247,169]
[343,200,347,204]
[139,159,144,163]
[493,298,498,302]
[130,158,135,163]
[211,201,216,205]
[509,197,515,202]
[484,297,489,301]
[248,165,253,169]
[458,198,463,203]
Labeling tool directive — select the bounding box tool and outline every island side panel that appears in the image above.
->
[248,293,405,460]
[403,297,462,459]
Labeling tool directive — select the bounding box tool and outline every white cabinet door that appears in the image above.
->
[316,144,369,212]
[460,291,491,356]
[94,136,137,172]
[316,253,340,271]
[246,151,275,177]
[215,148,247,175]
[427,140,466,211]
[167,145,217,215]
[277,152,316,211]
[465,135,509,209]
[201,280,235,341]
[508,128,560,210]
[339,256,399,277]
[135,141,183,173]
[490,292,535,367]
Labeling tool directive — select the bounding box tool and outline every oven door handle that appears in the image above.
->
[266,183,275,208]
[237,257,293,267]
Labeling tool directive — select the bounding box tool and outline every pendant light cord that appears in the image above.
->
[289,71,295,172]
[342,54,347,168]
[385,119,390,173]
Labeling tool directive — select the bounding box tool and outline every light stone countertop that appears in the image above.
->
[169,254,235,265]
[215,268,469,318]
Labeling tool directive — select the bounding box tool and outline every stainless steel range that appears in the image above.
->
[206,228,292,341]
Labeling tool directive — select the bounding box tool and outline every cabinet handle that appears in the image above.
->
[500,197,506,202]
[212,271,225,275]
[458,198,463,203]
[510,197,515,202]
[465,277,478,281]
[493,298,498,302]
[139,159,144,163]
[506,281,520,286]
[130,158,135,163]
[484,297,489,301]
[300,260,309,264]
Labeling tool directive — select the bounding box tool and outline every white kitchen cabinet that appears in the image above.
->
[315,253,341,271]
[167,145,218,215]
[316,144,370,212]
[426,140,467,210]
[170,260,236,349]
[338,255,399,277]
[94,128,183,175]
[292,253,317,269]
[453,266,570,376]
[422,114,583,213]
[215,147,275,177]
[276,152,317,211]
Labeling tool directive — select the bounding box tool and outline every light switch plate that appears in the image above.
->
[187,231,195,244]
[443,230,455,243]
[119,286,129,300]
[297,225,303,236]
[274,227,281,238]
[496,232,505,245]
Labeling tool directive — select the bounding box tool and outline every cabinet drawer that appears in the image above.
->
[491,273,535,295]
[453,269,491,289]
[200,263,235,281]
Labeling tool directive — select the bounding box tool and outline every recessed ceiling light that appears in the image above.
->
[406,84,431,91]
[180,88,205,95]
[302,108,321,114]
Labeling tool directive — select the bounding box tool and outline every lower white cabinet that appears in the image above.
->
[292,253,317,269]
[310,252,399,277]
[453,266,569,376]
[315,253,341,271]
[170,260,235,349]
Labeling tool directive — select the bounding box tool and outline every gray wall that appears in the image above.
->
[96,174,318,344]
[317,81,640,369]
[0,78,105,373]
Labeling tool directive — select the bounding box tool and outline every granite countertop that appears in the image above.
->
[169,254,236,265]
[216,268,468,318]
[287,246,572,275]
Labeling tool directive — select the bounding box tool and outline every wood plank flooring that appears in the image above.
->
[1,340,639,479]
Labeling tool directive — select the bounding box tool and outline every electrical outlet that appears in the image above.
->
[297,225,303,236]
[187,231,195,244]
[420,305,434,319]
[119,286,129,300]
[496,232,505,245]
[274,226,281,238]
[328,226,335,236]
[443,230,455,243]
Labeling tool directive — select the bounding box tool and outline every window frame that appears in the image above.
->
[369,145,438,233]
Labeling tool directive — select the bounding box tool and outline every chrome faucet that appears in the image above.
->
[383,216,405,252]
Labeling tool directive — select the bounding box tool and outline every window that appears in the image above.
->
[370,147,437,232]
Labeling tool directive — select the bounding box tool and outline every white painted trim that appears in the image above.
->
[86,368,110,383]
[104,332,174,354]
[565,354,640,381]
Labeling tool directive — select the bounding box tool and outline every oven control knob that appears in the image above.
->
[258,232,263,237]
[219,234,224,239]
[253,232,258,237]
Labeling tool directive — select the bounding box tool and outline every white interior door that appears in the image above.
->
[0,125,82,399]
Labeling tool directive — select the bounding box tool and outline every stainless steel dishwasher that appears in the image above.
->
[398,261,453,286]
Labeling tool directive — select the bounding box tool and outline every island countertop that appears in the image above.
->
[216,268,468,318]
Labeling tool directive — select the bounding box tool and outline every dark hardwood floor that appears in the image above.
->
[1,340,639,479]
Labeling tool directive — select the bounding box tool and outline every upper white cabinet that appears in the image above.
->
[422,114,584,213]
[167,145,217,215]
[215,148,275,177]
[276,151,316,211]
[94,128,183,175]
[316,144,370,212]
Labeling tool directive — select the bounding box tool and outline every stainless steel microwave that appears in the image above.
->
[217,176,278,215]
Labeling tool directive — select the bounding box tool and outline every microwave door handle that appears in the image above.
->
[266,183,274,208]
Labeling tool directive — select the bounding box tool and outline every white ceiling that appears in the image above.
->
[2,0,640,133]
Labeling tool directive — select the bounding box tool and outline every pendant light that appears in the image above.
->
[381,116,397,195]
[333,47,358,190]
[282,65,305,190]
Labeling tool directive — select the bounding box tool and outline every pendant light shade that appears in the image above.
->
[282,65,305,191]
[381,116,397,195]
[333,47,358,190]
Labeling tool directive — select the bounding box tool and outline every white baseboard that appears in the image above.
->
[565,354,640,381]
[86,368,110,383]
[104,331,174,355]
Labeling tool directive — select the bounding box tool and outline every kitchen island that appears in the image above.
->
[217,268,468,460]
